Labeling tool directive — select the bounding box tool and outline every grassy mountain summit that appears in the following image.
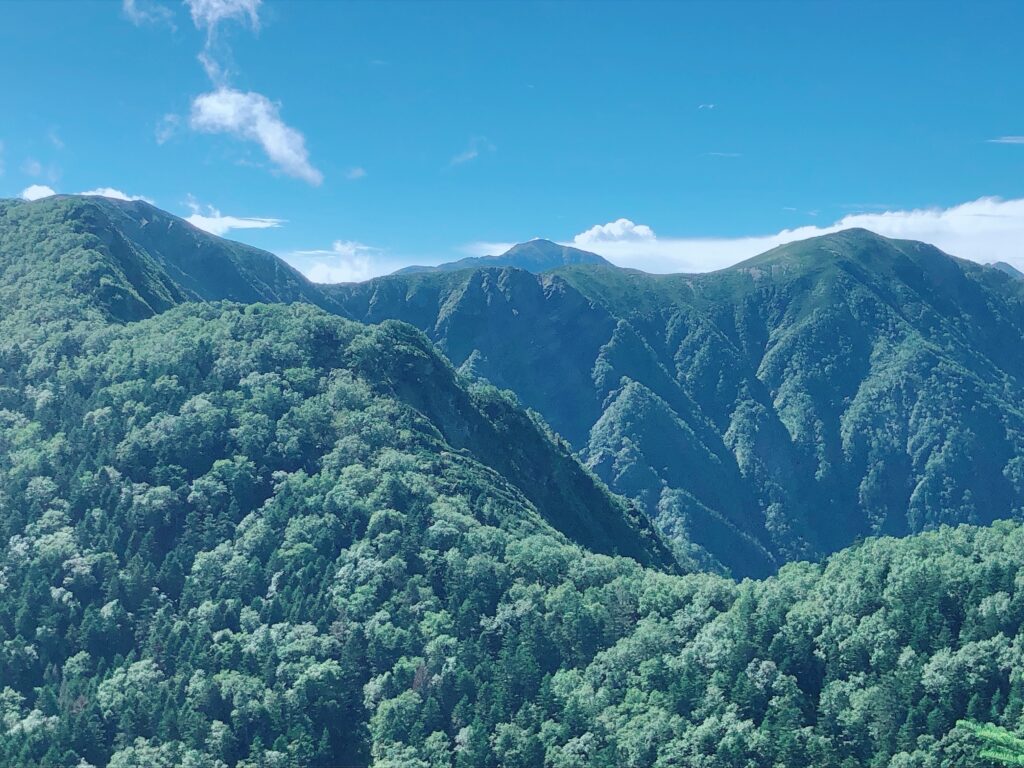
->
[392,238,613,275]
[331,228,1024,576]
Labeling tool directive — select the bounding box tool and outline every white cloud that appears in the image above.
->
[133,0,319,187]
[122,0,175,27]
[346,167,367,180]
[575,218,656,245]
[185,0,259,34]
[21,157,60,183]
[184,196,283,236]
[19,185,153,204]
[20,185,56,201]
[155,114,180,145]
[190,88,323,185]
[185,0,260,84]
[698,103,716,110]
[77,187,155,203]
[450,137,495,166]
[562,197,1024,273]
[988,136,1024,145]
[285,240,381,283]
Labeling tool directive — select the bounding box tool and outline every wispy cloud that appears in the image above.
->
[184,195,284,236]
[122,0,176,28]
[703,151,741,158]
[989,136,1024,145]
[186,0,260,83]
[21,154,60,183]
[450,136,495,166]
[20,185,56,201]
[698,103,716,110]
[284,240,383,283]
[190,89,323,185]
[155,114,180,145]
[130,0,322,185]
[185,0,259,33]
[182,1,322,184]
[346,167,367,180]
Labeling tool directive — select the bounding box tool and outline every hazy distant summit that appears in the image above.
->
[989,261,1024,279]
[393,238,614,275]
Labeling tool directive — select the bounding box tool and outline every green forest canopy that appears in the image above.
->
[0,195,1021,766]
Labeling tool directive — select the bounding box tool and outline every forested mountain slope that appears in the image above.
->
[6,293,1024,766]
[329,229,1024,576]
[0,196,346,330]
[0,195,668,567]
[2,196,1023,767]
[0,195,679,764]
[20,195,1021,579]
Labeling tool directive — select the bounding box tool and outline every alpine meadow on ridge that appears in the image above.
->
[4,1,1024,767]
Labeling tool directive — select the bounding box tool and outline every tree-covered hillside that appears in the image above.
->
[0,196,346,332]
[329,229,1024,576]
[0,291,666,765]
[2,195,1023,767]
[3,299,1024,765]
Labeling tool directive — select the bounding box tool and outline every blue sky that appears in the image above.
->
[3,0,1024,279]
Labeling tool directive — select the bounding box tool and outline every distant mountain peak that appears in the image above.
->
[393,239,614,275]
[503,237,573,253]
[823,226,881,239]
[733,227,941,274]
[988,261,1024,279]
[786,227,889,251]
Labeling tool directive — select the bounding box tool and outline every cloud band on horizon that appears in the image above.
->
[466,196,1024,274]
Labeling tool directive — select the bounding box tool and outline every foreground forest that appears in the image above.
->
[0,195,1021,766]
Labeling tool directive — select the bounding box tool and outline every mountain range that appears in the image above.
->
[392,238,613,276]
[1,193,1021,767]
[328,227,1024,576]
[0,195,665,568]
[11,194,1024,579]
